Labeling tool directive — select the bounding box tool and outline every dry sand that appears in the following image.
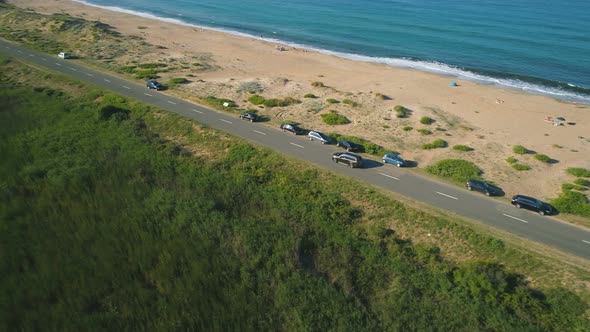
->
[9,0,590,208]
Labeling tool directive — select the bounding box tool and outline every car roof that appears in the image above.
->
[514,195,540,202]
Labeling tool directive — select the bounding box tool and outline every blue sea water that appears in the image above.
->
[75,0,590,103]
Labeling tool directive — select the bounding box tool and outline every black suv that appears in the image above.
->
[146,80,162,90]
[239,112,258,122]
[465,179,501,196]
[511,195,553,215]
[332,152,363,168]
[280,123,301,135]
[336,140,358,152]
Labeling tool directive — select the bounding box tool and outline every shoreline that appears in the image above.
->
[6,0,590,207]
[70,0,590,104]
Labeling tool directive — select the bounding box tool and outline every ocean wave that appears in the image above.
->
[73,0,590,104]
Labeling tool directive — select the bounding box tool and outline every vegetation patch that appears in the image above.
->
[574,179,590,187]
[247,95,300,107]
[303,93,317,98]
[420,116,434,125]
[403,126,413,131]
[422,139,447,150]
[311,81,324,87]
[342,99,358,106]
[134,69,159,79]
[326,98,339,104]
[416,129,431,135]
[512,164,531,171]
[512,145,529,155]
[534,154,551,163]
[394,105,409,118]
[203,96,236,109]
[567,167,590,178]
[551,191,590,217]
[321,111,350,125]
[506,156,517,164]
[452,145,473,152]
[426,159,482,183]
[237,81,263,94]
[137,63,168,69]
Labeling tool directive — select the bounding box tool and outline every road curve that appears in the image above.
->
[2,39,589,259]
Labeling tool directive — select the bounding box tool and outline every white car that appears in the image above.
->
[58,52,72,59]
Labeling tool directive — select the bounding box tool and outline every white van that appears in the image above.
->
[58,52,72,59]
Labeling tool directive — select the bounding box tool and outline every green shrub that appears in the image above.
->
[426,159,482,183]
[534,154,551,163]
[512,145,529,155]
[119,65,137,73]
[422,139,447,150]
[134,69,158,79]
[574,179,590,186]
[551,190,590,217]
[562,183,576,191]
[326,98,339,104]
[417,129,431,135]
[435,127,446,132]
[394,105,409,118]
[403,126,413,131]
[567,167,590,177]
[204,96,236,108]
[304,93,317,98]
[506,156,517,164]
[342,99,357,106]
[452,145,473,152]
[420,116,434,125]
[137,63,167,69]
[262,98,282,107]
[382,125,390,129]
[321,111,350,125]
[248,95,266,105]
[311,81,324,87]
[168,77,188,85]
[512,164,531,171]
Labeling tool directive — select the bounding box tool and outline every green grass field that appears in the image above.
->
[1,54,589,330]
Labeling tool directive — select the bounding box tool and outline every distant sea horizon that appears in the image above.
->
[74,0,590,103]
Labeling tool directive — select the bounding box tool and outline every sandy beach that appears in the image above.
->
[7,0,590,208]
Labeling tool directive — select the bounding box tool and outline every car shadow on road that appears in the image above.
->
[402,160,419,168]
[362,160,384,169]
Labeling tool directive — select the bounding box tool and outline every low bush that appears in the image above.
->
[134,69,158,79]
[512,145,529,155]
[417,129,431,135]
[551,190,590,217]
[204,96,236,109]
[303,93,317,98]
[321,111,350,125]
[247,95,299,107]
[326,98,339,104]
[567,167,590,177]
[394,105,409,118]
[248,95,266,105]
[452,145,473,152]
[506,156,517,164]
[342,99,358,106]
[137,63,167,69]
[512,163,531,171]
[168,77,188,85]
[426,159,482,183]
[574,179,590,187]
[562,183,576,191]
[311,81,324,87]
[374,92,388,100]
[534,154,551,163]
[420,116,434,125]
[403,126,413,131]
[422,139,447,150]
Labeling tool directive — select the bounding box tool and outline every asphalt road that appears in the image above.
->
[2,39,590,259]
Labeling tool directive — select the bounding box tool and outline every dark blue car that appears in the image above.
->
[382,153,405,167]
[336,140,358,152]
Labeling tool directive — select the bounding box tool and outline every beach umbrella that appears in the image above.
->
[450,81,458,87]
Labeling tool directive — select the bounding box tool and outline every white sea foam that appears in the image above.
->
[73,0,590,104]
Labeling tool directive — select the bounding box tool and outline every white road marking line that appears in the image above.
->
[104,79,111,82]
[436,191,458,200]
[17,50,22,53]
[378,172,400,180]
[144,93,153,97]
[68,67,77,71]
[192,109,203,114]
[122,86,131,89]
[41,58,47,61]
[28,54,34,57]
[502,213,529,224]
[582,240,590,245]
[290,142,304,148]
[253,130,267,136]
[5,46,10,49]
[167,101,176,105]
[219,119,232,124]
[86,73,94,77]
[55,63,62,66]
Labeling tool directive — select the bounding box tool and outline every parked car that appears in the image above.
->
[239,111,258,122]
[280,123,301,135]
[465,179,501,196]
[308,130,332,144]
[336,140,358,152]
[332,152,363,168]
[58,52,72,59]
[382,153,406,167]
[511,195,553,215]
[146,80,162,90]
